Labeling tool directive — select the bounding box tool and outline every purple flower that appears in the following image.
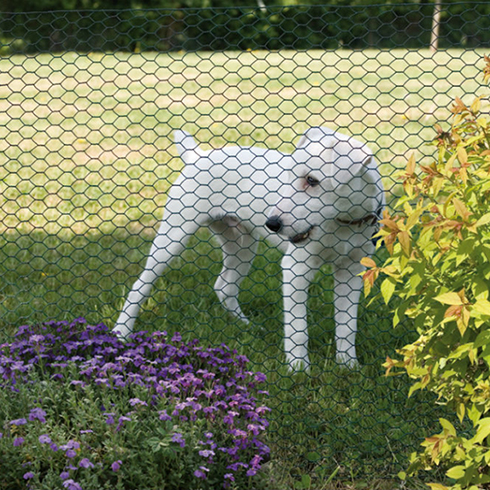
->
[29,334,45,344]
[39,434,52,444]
[229,428,247,438]
[60,471,70,480]
[1,321,271,486]
[129,398,147,407]
[224,473,235,482]
[79,458,94,469]
[59,441,80,460]
[13,437,25,446]
[61,440,80,450]
[29,407,47,423]
[23,472,34,480]
[250,454,263,465]
[203,406,217,416]
[171,432,185,448]
[256,405,270,415]
[62,479,82,490]
[116,416,131,432]
[223,411,238,425]
[158,410,171,421]
[193,466,209,479]
[247,423,262,436]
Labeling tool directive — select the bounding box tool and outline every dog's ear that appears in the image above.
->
[332,141,386,217]
[356,151,385,207]
[329,138,377,183]
[174,130,203,165]
[294,127,335,170]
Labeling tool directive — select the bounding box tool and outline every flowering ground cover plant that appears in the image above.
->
[0,318,270,490]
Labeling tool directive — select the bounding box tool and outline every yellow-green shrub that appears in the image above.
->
[363,56,490,490]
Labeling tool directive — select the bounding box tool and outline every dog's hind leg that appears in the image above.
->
[113,200,207,338]
[210,218,258,324]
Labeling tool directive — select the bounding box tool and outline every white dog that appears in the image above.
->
[113,127,385,371]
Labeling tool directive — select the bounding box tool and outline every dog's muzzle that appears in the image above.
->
[266,216,315,244]
[265,215,283,233]
[290,226,314,244]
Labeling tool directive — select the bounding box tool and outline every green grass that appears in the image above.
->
[0,48,486,488]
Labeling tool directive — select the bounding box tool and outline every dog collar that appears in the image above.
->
[335,205,384,227]
[335,213,379,227]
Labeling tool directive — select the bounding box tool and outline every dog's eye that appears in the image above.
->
[306,176,320,187]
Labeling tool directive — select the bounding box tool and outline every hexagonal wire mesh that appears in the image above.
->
[0,2,488,481]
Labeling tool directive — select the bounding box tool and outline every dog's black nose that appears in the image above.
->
[266,216,283,233]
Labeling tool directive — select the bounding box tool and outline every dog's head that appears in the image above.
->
[266,127,385,244]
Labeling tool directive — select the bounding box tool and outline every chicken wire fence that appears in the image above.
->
[1,2,489,480]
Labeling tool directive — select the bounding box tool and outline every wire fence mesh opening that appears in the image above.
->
[1,2,488,484]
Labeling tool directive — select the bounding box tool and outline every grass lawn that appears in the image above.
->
[0,48,486,488]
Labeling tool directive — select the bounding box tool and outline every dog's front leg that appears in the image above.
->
[332,259,364,367]
[282,250,320,372]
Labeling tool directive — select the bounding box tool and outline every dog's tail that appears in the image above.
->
[174,130,204,165]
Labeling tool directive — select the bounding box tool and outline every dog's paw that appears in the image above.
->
[286,354,311,373]
[335,352,359,369]
[112,324,131,341]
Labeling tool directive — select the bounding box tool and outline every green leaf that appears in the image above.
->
[434,292,463,305]
[381,277,396,305]
[474,417,490,444]
[456,403,465,423]
[475,330,490,349]
[456,238,474,265]
[408,269,424,295]
[446,465,466,479]
[472,278,489,301]
[468,404,482,425]
[306,451,321,462]
[408,381,422,397]
[294,474,312,489]
[427,484,448,490]
[475,213,490,228]
[447,343,473,361]
[472,299,490,317]
[439,417,456,436]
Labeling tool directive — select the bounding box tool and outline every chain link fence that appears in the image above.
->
[0,2,488,481]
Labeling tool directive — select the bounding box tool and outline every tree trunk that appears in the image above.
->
[430,0,442,52]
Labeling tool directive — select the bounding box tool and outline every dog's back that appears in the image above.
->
[174,131,293,229]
